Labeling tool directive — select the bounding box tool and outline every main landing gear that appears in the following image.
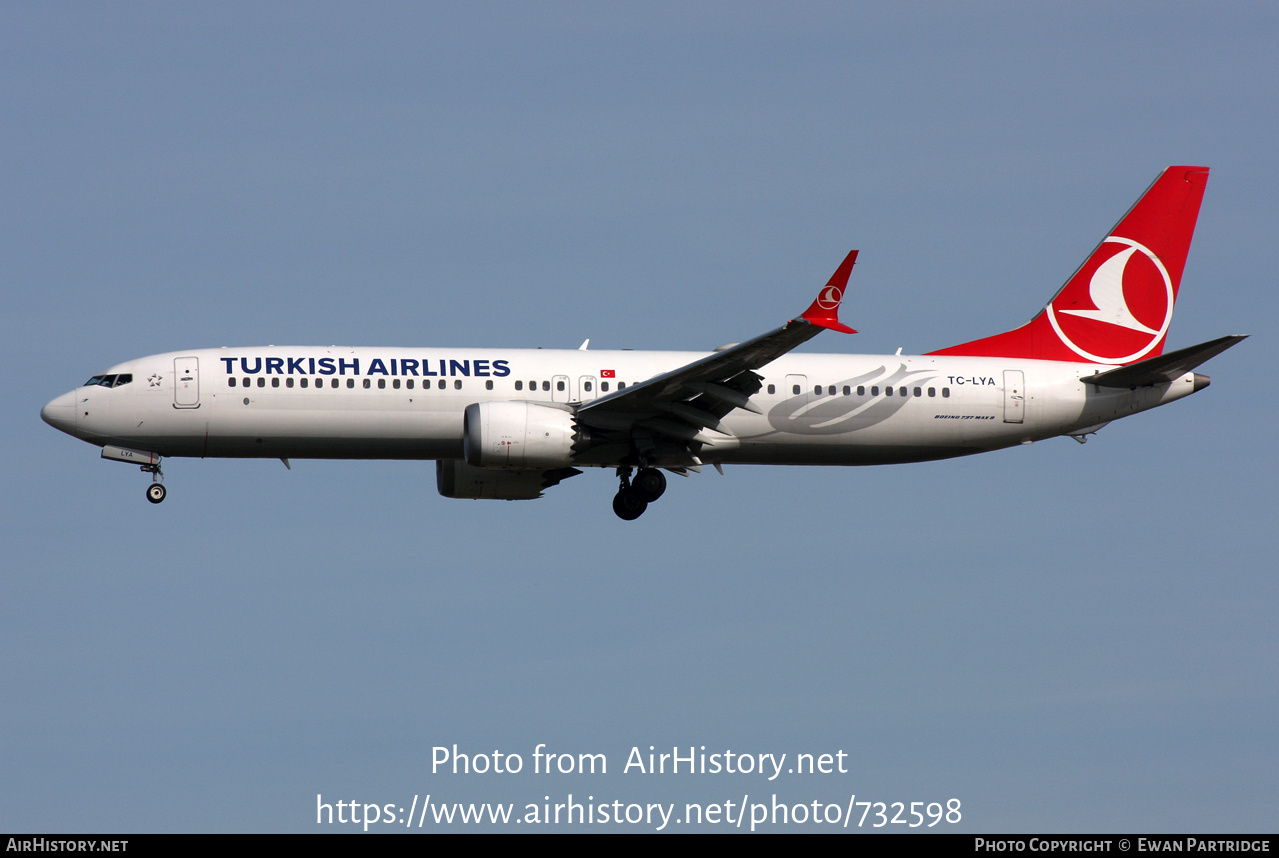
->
[612,467,667,520]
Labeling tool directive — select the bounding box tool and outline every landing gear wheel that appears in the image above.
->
[633,468,667,502]
[146,483,167,504]
[612,488,648,521]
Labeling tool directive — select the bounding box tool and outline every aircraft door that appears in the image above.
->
[552,374,570,403]
[1003,370,1024,423]
[174,357,200,408]
[785,374,809,403]
[578,375,598,402]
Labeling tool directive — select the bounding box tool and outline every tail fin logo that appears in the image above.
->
[1046,236,1174,364]
[815,285,843,310]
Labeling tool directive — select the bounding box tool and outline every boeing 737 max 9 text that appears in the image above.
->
[42,167,1244,519]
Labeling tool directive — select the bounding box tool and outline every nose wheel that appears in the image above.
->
[142,461,166,504]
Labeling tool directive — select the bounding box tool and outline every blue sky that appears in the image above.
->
[4,3,1276,832]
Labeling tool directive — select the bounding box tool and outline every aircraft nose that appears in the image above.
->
[41,391,77,434]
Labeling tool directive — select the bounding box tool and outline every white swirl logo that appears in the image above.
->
[1047,236,1174,363]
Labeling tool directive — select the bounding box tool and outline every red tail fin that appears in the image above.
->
[929,167,1208,364]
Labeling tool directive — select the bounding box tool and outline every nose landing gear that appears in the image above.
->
[611,467,668,520]
[99,446,167,504]
[142,461,165,504]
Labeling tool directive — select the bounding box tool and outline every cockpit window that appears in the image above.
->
[82,373,133,388]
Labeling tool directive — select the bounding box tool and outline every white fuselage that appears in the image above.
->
[42,345,1200,467]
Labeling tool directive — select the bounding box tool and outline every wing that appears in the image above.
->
[575,251,858,470]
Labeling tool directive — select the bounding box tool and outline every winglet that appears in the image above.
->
[800,250,858,334]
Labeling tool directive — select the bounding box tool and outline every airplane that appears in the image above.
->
[42,166,1244,520]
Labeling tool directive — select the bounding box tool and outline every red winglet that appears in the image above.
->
[801,250,858,334]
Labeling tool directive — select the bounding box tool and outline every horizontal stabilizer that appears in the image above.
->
[1081,335,1246,388]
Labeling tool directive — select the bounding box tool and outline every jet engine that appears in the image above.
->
[463,401,587,469]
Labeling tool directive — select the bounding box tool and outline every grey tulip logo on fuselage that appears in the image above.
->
[765,364,938,436]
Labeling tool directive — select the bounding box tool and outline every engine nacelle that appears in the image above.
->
[436,460,580,500]
[463,401,584,469]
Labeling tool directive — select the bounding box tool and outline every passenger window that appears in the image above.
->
[792,385,801,395]
[842,386,850,395]
[454,379,462,390]
[828,386,836,395]
[601,382,609,392]
[271,377,279,388]
[618,381,626,389]
[857,386,865,396]
[438,380,445,389]
[405,379,413,389]
[871,386,879,396]
[942,388,950,398]
[485,380,493,390]
[927,387,935,397]
[301,378,309,388]
[898,387,906,397]
[515,380,523,391]
[557,380,565,392]
[346,378,354,388]
[286,377,294,388]
[229,378,237,387]
[378,379,386,389]
[393,379,401,389]
[258,378,266,388]
[913,387,920,396]
[886,386,893,396]
[767,384,776,395]
[331,379,339,388]
[542,381,550,391]
[363,379,371,389]
[584,381,592,392]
